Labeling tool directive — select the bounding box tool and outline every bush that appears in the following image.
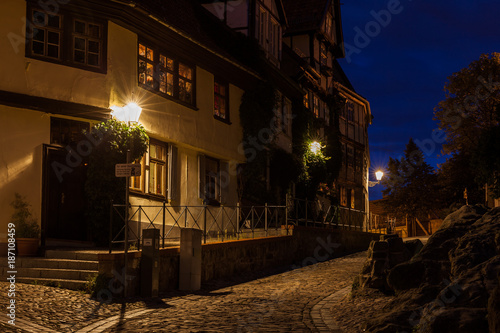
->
[10,193,40,238]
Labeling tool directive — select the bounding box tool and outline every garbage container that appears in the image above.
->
[140,228,160,297]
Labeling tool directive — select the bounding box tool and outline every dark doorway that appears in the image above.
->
[43,145,88,241]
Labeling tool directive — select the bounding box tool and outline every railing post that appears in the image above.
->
[203,205,207,244]
[221,205,224,242]
[236,202,240,240]
[251,208,255,239]
[184,206,188,228]
[137,205,142,251]
[162,201,166,248]
[285,196,289,236]
[265,203,268,237]
[305,199,308,226]
[109,200,113,254]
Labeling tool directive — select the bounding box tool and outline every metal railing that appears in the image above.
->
[109,203,288,253]
[109,198,384,252]
[287,197,374,231]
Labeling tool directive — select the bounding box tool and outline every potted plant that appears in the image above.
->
[10,193,40,256]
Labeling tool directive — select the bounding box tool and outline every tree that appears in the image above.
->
[436,151,482,211]
[84,119,149,245]
[471,106,500,198]
[434,53,500,154]
[381,138,439,219]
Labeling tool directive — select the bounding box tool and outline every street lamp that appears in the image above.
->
[368,170,384,187]
[109,102,142,297]
[110,102,142,124]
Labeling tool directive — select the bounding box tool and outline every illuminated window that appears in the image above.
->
[138,42,195,106]
[148,141,167,197]
[214,80,228,121]
[178,63,193,104]
[304,91,309,109]
[313,95,319,117]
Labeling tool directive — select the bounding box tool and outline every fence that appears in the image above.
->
[109,203,288,253]
[109,198,385,252]
[287,197,370,231]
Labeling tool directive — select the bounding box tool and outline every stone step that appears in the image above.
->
[45,250,100,261]
[14,277,88,290]
[0,267,98,281]
[0,257,98,270]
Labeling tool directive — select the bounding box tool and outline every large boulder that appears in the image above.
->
[366,205,500,333]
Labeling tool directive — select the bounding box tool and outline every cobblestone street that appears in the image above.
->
[1,252,368,333]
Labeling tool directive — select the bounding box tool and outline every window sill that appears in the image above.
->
[26,55,107,74]
[129,190,167,202]
[213,115,231,125]
[138,84,198,111]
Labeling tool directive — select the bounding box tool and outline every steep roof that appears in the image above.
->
[282,0,330,34]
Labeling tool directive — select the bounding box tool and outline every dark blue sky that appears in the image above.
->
[338,0,500,200]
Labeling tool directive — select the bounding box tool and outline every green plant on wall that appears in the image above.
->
[84,119,149,245]
[10,193,40,238]
[294,91,344,200]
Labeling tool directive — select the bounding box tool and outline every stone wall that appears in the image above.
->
[98,226,380,295]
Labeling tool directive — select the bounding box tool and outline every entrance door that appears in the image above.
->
[43,145,88,241]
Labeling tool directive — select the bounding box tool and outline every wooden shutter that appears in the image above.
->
[219,161,230,204]
[168,145,178,201]
[198,154,206,199]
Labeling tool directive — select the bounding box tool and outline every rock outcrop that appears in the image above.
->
[365,205,500,333]
[355,234,418,291]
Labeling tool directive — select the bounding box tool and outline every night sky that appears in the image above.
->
[338,0,500,200]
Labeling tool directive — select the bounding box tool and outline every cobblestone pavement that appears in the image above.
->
[1,252,367,332]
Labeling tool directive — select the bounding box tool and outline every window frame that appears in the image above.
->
[129,140,170,200]
[25,4,107,73]
[214,79,230,123]
[137,41,196,108]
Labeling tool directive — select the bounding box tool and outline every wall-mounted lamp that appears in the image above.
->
[369,170,384,187]
[110,102,142,124]
[309,141,322,155]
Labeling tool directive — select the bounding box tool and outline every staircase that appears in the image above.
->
[0,250,100,290]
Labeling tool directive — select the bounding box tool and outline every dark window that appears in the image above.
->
[214,80,228,121]
[26,6,106,72]
[320,44,327,66]
[205,157,220,201]
[50,117,89,146]
[138,42,195,106]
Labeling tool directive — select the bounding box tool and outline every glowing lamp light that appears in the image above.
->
[309,141,322,155]
[375,170,384,181]
[110,102,142,123]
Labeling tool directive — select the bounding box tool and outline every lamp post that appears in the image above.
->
[110,102,142,297]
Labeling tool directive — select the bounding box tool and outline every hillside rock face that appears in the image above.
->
[365,205,500,333]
